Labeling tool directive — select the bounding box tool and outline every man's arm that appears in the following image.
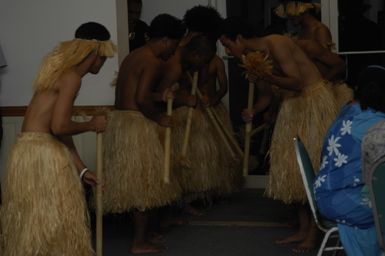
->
[57,135,98,186]
[314,25,333,50]
[242,81,273,122]
[298,39,345,81]
[136,60,169,126]
[313,48,345,81]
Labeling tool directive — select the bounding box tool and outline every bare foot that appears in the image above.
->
[131,241,165,254]
[275,232,306,245]
[292,231,318,253]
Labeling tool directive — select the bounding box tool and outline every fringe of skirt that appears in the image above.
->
[0,132,93,256]
[172,106,223,199]
[267,80,338,204]
[102,110,182,213]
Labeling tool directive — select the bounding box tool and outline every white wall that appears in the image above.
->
[0,0,120,107]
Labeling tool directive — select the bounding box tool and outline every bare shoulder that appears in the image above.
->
[55,70,81,91]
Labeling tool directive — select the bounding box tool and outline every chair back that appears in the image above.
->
[294,136,328,232]
[368,158,385,251]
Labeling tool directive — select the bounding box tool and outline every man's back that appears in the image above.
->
[263,34,323,88]
[115,46,162,110]
[22,70,81,133]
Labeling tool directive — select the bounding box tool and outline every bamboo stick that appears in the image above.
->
[210,107,244,157]
[242,82,255,176]
[196,88,236,158]
[96,133,103,256]
[251,123,268,137]
[163,97,173,183]
[180,72,198,159]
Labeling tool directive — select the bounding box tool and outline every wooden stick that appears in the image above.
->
[251,123,268,137]
[210,107,244,157]
[181,72,198,158]
[196,88,236,158]
[163,97,173,183]
[243,82,255,176]
[96,133,103,256]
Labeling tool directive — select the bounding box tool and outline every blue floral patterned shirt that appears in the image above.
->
[314,102,385,228]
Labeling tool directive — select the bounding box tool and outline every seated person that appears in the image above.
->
[314,65,385,256]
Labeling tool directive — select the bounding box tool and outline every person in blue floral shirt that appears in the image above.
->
[315,65,385,255]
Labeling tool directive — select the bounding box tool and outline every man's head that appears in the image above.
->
[33,22,116,92]
[219,17,257,58]
[75,21,111,41]
[183,5,223,40]
[355,65,385,113]
[127,0,142,28]
[75,22,114,74]
[181,35,217,71]
[148,14,186,61]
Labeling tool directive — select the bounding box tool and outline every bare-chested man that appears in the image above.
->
[220,16,338,253]
[156,33,219,217]
[275,1,333,50]
[102,14,185,254]
[297,39,353,110]
[275,1,353,111]
[0,22,115,256]
[199,54,243,195]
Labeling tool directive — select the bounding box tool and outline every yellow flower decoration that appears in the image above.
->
[240,51,273,81]
[275,2,321,18]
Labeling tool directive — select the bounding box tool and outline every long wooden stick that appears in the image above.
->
[181,72,198,158]
[96,133,103,256]
[163,97,173,183]
[243,82,255,176]
[210,107,244,157]
[196,88,236,158]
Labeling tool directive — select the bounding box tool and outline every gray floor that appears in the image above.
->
[95,189,321,256]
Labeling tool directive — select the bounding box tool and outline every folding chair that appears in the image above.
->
[294,136,344,256]
[368,158,385,252]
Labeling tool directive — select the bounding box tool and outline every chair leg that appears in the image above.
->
[317,227,339,256]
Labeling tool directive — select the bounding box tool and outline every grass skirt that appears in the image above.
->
[102,110,182,213]
[332,81,353,110]
[211,103,243,194]
[0,132,93,256]
[172,106,222,199]
[267,80,338,204]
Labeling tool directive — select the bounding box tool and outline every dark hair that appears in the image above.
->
[75,22,111,41]
[183,5,223,40]
[221,17,258,41]
[147,14,186,39]
[355,65,385,112]
[181,35,217,71]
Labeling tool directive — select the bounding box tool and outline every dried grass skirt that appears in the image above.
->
[267,80,338,204]
[0,132,93,256]
[102,110,182,213]
[172,107,222,199]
